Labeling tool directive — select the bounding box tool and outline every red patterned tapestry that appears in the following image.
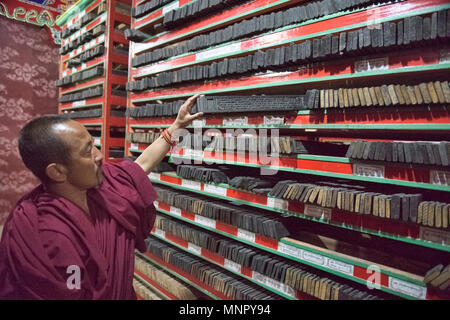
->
[0,16,59,235]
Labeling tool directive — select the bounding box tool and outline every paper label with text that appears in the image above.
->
[252,271,267,285]
[193,119,206,127]
[353,163,385,178]
[430,170,450,186]
[195,215,216,228]
[94,138,101,145]
[267,197,289,210]
[264,116,285,125]
[223,116,248,126]
[327,259,354,276]
[419,227,450,246]
[304,204,331,220]
[188,243,202,255]
[184,148,204,159]
[72,100,86,107]
[355,57,389,73]
[154,228,165,238]
[440,48,450,64]
[148,172,161,181]
[389,277,426,299]
[130,143,139,150]
[204,184,227,196]
[278,242,302,259]
[170,206,181,216]
[302,251,326,266]
[224,259,241,274]
[181,179,201,190]
[237,228,255,242]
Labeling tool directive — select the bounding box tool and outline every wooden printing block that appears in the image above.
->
[345,141,356,158]
[374,87,385,106]
[435,202,443,228]
[432,143,442,166]
[378,195,386,218]
[310,276,320,297]
[299,186,312,202]
[309,187,320,203]
[427,202,436,227]
[320,90,326,108]
[424,264,444,283]
[348,87,355,107]
[419,82,433,104]
[350,191,358,212]
[389,194,402,219]
[380,85,392,106]
[412,143,424,164]
[339,32,347,53]
[374,142,384,161]
[430,265,450,288]
[358,88,367,106]
[283,184,294,199]
[409,194,422,223]
[302,273,311,295]
[303,187,315,203]
[364,193,373,215]
[422,202,430,226]
[356,141,367,159]
[439,81,450,103]
[385,142,393,162]
[406,85,418,104]
[437,10,447,38]
[427,82,439,104]
[385,196,391,219]
[417,202,424,225]
[400,85,411,105]
[418,143,430,165]
[424,143,436,165]
[443,204,449,229]
[404,17,411,45]
[343,88,350,108]
[439,142,449,167]
[403,143,413,163]
[368,87,377,107]
[338,88,345,108]
[331,189,338,208]
[327,89,333,108]
[387,84,398,106]
[355,193,362,213]
[330,283,341,300]
[439,277,450,291]
[319,278,328,300]
[324,280,333,300]
[373,195,379,216]
[423,16,431,40]
[361,142,372,161]
[332,35,339,55]
[317,187,325,206]
[434,81,446,104]
[290,184,302,201]
[333,90,339,108]
[447,9,450,38]
[324,89,330,108]
[367,142,377,160]
[344,191,351,212]
[397,20,404,45]
[358,192,367,214]
[358,28,364,50]
[401,195,410,222]
[391,142,399,162]
[415,16,423,42]
[394,85,405,105]
[337,191,344,210]
[352,88,360,107]
[413,85,424,104]
[314,277,322,298]
[363,87,372,106]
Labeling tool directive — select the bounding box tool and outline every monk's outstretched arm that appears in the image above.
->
[134,94,203,175]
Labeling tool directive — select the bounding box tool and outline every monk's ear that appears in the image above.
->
[45,163,68,183]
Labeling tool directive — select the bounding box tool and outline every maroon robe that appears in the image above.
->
[0,160,157,299]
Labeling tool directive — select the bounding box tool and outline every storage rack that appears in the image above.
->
[126,0,450,300]
[56,0,132,160]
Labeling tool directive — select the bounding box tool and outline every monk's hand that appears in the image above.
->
[173,94,203,129]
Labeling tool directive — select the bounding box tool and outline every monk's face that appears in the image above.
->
[53,120,104,190]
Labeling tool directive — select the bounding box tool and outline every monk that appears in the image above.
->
[0,94,202,299]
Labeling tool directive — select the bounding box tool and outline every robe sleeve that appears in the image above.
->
[100,160,157,252]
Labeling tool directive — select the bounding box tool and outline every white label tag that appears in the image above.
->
[170,206,181,216]
[94,138,101,145]
[278,242,302,259]
[237,228,256,242]
[196,42,241,61]
[192,119,206,127]
[302,251,326,266]
[440,48,450,64]
[181,179,201,190]
[265,277,283,291]
[195,215,216,228]
[264,116,285,125]
[281,284,297,298]
[204,184,227,197]
[72,100,86,107]
[419,227,450,246]
[82,63,87,69]
[353,163,385,178]
[224,259,241,274]
[223,116,248,126]
[252,271,267,285]
[355,57,389,73]
[430,170,450,186]
[148,172,161,180]
[153,200,159,207]
[184,148,203,159]
[267,197,289,210]
[154,228,165,238]
[130,143,139,150]
[327,259,354,276]
[389,277,427,299]
[304,204,331,220]
[162,1,179,15]
[188,242,202,255]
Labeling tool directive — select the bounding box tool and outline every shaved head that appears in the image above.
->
[18,115,73,183]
